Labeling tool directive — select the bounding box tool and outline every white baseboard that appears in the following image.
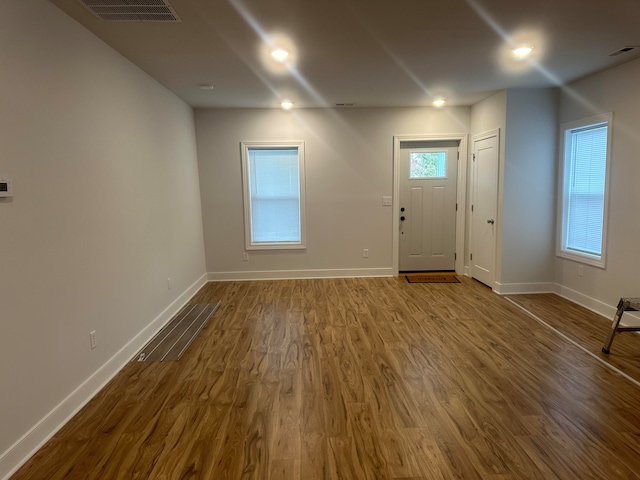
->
[496,280,640,328]
[493,281,559,295]
[557,283,640,327]
[207,267,394,282]
[0,272,208,480]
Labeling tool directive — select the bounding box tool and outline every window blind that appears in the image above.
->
[566,124,607,255]
[248,148,301,243]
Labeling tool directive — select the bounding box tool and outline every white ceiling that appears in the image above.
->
[50,0,640,108]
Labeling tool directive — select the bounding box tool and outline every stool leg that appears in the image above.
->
[602,300,627,354]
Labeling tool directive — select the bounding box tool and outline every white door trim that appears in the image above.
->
[469,128,500,289]
[393,133,468,276]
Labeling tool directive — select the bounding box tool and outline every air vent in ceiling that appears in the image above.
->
[608,46,640,57]
[77,0,181,22]
[335,103,356,107]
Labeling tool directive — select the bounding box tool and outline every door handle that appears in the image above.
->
[487,219,495,224]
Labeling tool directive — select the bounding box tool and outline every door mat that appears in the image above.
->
[405,273,460,284]
[133,301,220,362]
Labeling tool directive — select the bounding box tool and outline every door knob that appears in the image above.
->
[401,216,406,221]
[487,219,495,224]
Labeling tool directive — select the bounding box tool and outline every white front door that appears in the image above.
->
[399,145,458,272]
[471,132,499,287]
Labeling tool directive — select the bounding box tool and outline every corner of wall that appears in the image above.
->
[0,274,208,480]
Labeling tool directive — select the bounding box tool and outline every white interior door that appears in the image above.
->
[399,145,458,271]
[471,132,499,287]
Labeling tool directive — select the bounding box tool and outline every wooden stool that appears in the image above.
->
[602,297,640,354]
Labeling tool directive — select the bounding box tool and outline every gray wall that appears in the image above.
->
[0,1,206,474]
[468,91,507,277]
[4,1,639,475]
[502,89,558,285]
[468,89,557,290]
[556,57,640,322]
[195,107,471,278]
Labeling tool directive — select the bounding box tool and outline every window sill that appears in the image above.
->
[246,243,307,251]
[557,249,605,269]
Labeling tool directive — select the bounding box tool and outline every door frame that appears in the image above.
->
[469,128,500,287]
[392,134,468,276]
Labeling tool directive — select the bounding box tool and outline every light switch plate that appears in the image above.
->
[382,196,392,206]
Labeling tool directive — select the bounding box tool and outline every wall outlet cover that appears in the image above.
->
[0,178,12,198]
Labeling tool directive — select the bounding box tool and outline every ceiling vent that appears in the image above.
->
[77,0,181,22]
[335,103,356,107]
[608,46,640,57]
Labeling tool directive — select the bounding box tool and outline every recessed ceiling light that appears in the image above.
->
[281,100,294,110]
[512,46,534,59]
[199,84,214,90]
[271,48,289,62]
[432,98,446,107]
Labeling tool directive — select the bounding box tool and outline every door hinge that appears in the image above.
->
[457,151,460,160]
[470,253,473,260]
[456,203,458,211]
[471,204,474,212]
[472,154,476,161]
[455,253,457,260]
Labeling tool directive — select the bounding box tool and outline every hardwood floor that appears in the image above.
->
[507,293,640,383]
[11,277,640,479]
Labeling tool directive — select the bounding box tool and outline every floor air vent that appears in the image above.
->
[77,0,181,22]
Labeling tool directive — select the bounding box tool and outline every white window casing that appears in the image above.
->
[557,112,613,268]
[241,141,307,250]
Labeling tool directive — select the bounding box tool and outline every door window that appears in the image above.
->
[409,151,446,178]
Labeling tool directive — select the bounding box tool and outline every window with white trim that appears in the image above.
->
[241,141,306,250]
[558,113,612,267]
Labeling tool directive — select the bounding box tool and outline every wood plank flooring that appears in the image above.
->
[11,277,640,479]
[507,293,640,383]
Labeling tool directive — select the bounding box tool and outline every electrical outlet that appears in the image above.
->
[0,177,12,198]
[243,252,249,261]
[167,277,172,290]
[90,330,97,350]
[363,249,369,258]
[578,265,584,277]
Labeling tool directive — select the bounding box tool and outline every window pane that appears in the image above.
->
[566,125,607,255]
[248,148,301,243]
[410,151,446,178]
